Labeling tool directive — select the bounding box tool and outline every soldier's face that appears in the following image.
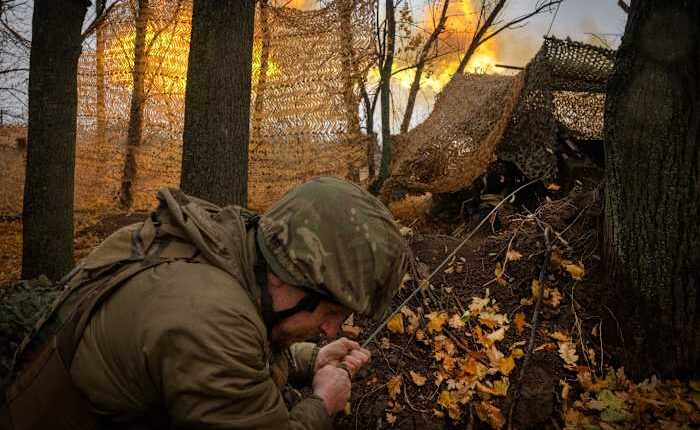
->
[267,273,351,347]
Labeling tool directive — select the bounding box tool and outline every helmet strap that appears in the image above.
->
[261,288,322,329]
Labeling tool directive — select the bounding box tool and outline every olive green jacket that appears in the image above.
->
[68,189,332,429]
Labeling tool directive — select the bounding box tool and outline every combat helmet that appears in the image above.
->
[256,176,408,320]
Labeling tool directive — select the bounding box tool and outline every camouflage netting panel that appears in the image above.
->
[384,73,524,195]
[67,0,374,213]
[497,37,616,180]
[249,0,375,208]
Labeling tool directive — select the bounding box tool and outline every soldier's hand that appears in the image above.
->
[315,337,371,377]
[312,364,351,415]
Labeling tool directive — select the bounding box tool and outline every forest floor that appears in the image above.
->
[0,181,698,429]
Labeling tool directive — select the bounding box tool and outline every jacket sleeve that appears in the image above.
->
[286,342,319,386]
[141,270,332,430]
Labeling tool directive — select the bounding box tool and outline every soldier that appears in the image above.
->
[1,177,408,430]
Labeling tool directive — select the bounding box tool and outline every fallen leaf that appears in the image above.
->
[387,375,403,400]
[546,287,562,308]
[437,390,452,409]
[475,400,505,429]
[558,341,579,368]
[506,250,523,261]
[469,296,490,314]
[499,356,515,375]
[400,306,420,333]
[547,182,561,191]
[448,313,465,329]
[549,331,570,342]
[385,412,397,425]
[486,327,506,343]
[387,313,405,334]
[514,312,526,334]
[410,370,427,386]
[426,312,448,333]
[564,262,585,280]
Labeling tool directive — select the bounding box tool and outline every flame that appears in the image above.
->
[107,8,277,96]
[390,0,501,94]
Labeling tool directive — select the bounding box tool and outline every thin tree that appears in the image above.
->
[369,0,397,194]
[22,0,88,280]
[399,0,450,134]
[180,0,255,206]
[604,0,699,377]
[119,0,150,209]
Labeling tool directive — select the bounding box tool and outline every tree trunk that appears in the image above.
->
[604,0,699,378]
[400,0,450,133]
[22,0,88,280]
[372,0,396,194]
[180,0,255,207]
[119,0,149,209]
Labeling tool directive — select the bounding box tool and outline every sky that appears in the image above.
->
[0,0,628,125]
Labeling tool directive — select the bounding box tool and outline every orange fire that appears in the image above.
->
[393,0,501,93]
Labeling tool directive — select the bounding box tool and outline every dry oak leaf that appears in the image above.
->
[387,313,405,334]
[479,312,508,329]
[469,296,490,315]
[506,249,523,261]
[514,312,527,334]
[558,341,579,369]
[547,182,561,191]
[486,327,506,344]
[475,400,505,429]
[410,370,427,386]
[426,311,448,333]
[400,306,420,333]
[549,331,571,342]
[448,313,465,329]
[387,375,403,400]
[385,413,397,425]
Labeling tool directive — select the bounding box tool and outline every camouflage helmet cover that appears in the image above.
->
[256,177,408,318]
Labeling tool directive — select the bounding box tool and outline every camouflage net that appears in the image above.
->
[385,37,615,195]
[497,37,615,180]
[384,73,524,195]
[0,0,373,214]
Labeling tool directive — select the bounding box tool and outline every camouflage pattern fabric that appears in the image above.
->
[257,176,409,319]
[0,278,58,381]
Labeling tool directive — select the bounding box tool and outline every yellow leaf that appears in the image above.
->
[547,182,561,190]
[564,262,585,280]
[514,312,526,334]
[387,313,405,334]
[387,375,403,400]
[426,311,448,333]
[546,287,562,308]
[511,348,525,359]
[499,356,515,375]
[385,413,397,425]
[506,250,523,261]
[469,296,490,314]
[410,370,427,386]
[475,401,505,429]
[495,262,504,277]
[437,390,453,409]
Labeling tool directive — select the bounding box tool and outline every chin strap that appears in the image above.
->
[247,214,323,331]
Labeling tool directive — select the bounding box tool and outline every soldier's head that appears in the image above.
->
[256,176,408,346]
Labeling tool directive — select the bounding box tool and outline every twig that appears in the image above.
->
[507,227,551,428]
[354,382,388,430]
